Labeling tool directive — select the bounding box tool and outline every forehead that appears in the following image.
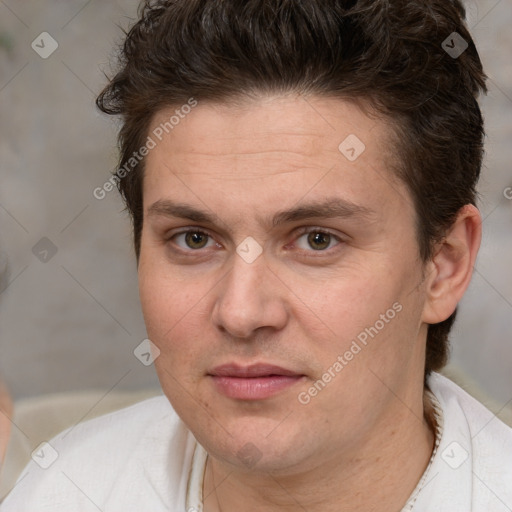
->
[148,95,387,160]
[143,95,411,222]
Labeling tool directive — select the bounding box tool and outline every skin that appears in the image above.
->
[0,380,12,467]
[138,94,481,511]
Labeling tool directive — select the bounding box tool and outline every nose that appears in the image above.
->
[211,248,288,339]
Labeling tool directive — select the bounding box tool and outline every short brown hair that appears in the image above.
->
[97,0,487,379]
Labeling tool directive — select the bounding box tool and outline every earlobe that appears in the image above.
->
[422,205,482,324]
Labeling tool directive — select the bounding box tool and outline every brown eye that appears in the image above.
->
[294,228,342,253]
[307,232,331,251]
[184,231,209,249]
[171,230,214,251]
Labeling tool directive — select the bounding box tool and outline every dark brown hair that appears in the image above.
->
[97,0,487,379]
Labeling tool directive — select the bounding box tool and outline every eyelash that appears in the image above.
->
[167,227,343,255]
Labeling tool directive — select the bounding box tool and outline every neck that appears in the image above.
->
[203,391,435,512]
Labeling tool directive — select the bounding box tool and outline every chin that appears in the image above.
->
[197,417,315,473]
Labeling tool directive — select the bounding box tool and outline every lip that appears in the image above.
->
[209,363,301,378]
[208,363,305,400]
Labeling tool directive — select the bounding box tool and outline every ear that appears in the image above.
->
[422,204,482,324]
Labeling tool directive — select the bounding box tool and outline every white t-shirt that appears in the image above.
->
[1,373,511,512]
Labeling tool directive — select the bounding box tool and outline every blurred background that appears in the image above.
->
[0,0,511,406]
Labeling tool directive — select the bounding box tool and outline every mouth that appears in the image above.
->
[207,363,305,400]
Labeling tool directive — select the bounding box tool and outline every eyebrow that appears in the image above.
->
[147,197,376,229]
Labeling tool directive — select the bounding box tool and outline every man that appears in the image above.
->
[2,0,511,511]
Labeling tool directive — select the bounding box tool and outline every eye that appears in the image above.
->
[167,227,343,255]
[294,228,342,252]
[170,229,218,251]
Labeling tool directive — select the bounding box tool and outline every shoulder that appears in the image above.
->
[0,395,196,512]
[428,372,512,510]
[429,372,512,443]
[40,395,182,466]
[55,394,178,447]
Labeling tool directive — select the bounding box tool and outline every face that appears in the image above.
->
[138,95,430,474]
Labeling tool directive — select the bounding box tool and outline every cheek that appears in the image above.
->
[295,268,399,332]
[138,260,212,372]
[139,249,192,336]
[140,273,208,407]
[296,268,415,372]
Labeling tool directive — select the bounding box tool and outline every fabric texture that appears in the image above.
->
[1,373,511,512]
[0,389,161,499]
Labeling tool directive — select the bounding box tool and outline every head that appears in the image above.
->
[97,0,485,473]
